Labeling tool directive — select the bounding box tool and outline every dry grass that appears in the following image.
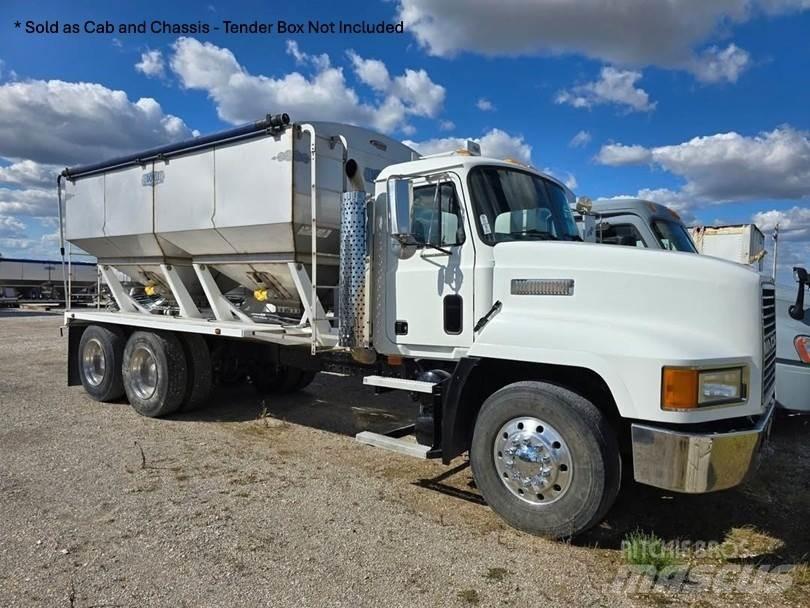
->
[719,526,785,560]
[622,530,680,572]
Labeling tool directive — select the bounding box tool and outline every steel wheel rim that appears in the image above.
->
[493,416,573,505]
[129,345,158,400]
[81,338,106,387]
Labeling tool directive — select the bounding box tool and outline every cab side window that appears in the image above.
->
[599,223,647,247]
[411,182,465,247]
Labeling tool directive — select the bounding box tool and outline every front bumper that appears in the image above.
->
[631,402,775,493]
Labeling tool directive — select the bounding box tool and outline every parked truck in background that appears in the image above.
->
[0,256,98,306]
[576,198,808,413]
[58,115,775,537]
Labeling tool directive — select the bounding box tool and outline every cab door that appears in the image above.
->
[387,173,476,349]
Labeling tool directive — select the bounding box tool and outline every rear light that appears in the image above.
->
[795,336,810,364]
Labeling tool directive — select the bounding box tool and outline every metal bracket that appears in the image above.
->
[160,264,203,319]
[193,263,251,323]
[287,262,332,351]
[99,265,149,314]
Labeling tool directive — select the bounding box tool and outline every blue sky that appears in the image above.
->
[1,0,809,282]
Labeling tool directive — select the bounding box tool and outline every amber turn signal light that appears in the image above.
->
[661,368,699,410]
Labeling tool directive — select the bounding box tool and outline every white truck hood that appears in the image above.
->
[470,241,769,423]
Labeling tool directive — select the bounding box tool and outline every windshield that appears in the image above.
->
[652,220,697,252]
[468,166,580,245]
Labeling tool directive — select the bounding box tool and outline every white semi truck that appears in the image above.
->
[59,115,775,537]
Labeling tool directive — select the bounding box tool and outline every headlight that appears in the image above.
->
[662,366,747,411]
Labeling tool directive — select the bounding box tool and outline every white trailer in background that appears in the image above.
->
[689,225,767,271]
[59,115,775,537]
[0,256,97,305]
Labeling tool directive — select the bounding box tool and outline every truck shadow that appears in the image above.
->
[174,374,418,436]
[173,374,810,562]
[578,415,810,563]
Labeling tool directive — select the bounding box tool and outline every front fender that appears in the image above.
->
[469,309,756,423]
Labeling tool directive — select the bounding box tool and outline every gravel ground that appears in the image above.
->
[0,309,808,607]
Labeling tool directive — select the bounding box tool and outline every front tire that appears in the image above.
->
[122,331,187,418]
[470,381,621,538]
[78,325,126,402]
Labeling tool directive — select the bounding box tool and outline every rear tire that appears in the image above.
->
[122,331,187,418]
[78,325,126,402]
[178,333,212,411]
[470,381,621,538]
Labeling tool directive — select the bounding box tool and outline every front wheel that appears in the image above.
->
[470,381,621,538]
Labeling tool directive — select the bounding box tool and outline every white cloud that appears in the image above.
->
[398,0,808,80]
[170,37,446,133]
[0,187,55,218]
[439,120,455,131]
[476,98,495,111]
[346,49,445,118]
[569,130,592,148]
[753,207,810,241]
[404,128,532,164]
[690,44,751,83]
[0,160,60,189]
[347,50,390,91]
[135,49,166,78]
[0,230,60,259]
[0,215,26,238]
[596,126,810,201]
[595,143,652,165]
[556,67,656,113]
[287,41,331,71]
[0,79,194,165]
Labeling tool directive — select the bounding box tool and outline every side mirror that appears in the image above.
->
[575,196,593,215]
[789,266,808,321]
[387,178,413,240]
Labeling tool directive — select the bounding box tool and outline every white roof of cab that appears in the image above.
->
[375,155,574,198]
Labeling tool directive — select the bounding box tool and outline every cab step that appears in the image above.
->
[355,425,431,459]
[362,375,436,394]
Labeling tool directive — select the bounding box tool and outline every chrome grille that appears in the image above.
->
[762,284,776,402]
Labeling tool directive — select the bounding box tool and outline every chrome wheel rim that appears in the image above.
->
[129,346,158,400]
[81,338,106,387]
[493,416,573,505]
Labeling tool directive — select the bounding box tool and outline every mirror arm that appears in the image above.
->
[789,266,808,320]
